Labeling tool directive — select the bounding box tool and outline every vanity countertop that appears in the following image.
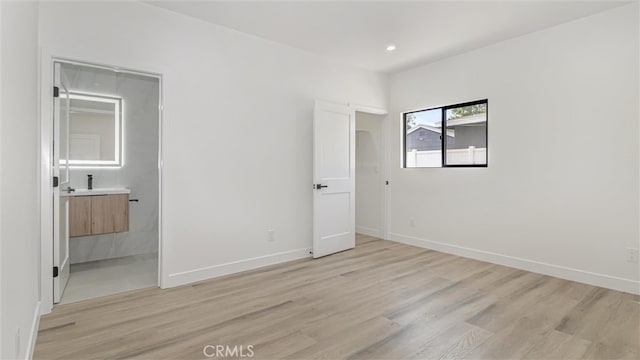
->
[62,188,131,197]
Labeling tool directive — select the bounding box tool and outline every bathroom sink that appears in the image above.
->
[62,188,131,196]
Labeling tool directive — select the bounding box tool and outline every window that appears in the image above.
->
[404,99,487,168]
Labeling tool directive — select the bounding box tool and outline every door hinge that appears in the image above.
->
[53,176,59,188]
[53,266,59,278]
[53,86,59,98]
[385,180,389,185]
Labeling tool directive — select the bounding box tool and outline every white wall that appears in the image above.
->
[0,2,4,355]
[1,2,41,358]
[38,1,388,288]
[355,112,384,238]
[388,4,639,294]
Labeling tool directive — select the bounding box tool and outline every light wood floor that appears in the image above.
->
[35,235,639,360]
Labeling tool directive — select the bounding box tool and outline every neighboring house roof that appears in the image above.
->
[434,113,487,127]
[407,124,454,137]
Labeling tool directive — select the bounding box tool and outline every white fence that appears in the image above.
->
[407,146,487,167]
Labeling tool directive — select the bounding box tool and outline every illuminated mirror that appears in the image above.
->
[68,93,122,167]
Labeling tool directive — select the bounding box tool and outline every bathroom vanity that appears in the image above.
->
[64,188,130,237]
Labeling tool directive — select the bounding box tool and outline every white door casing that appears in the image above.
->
[53,62,70,303]
[312,100,356,258]
[40,56,165,314]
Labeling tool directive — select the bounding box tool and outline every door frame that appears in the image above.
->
[39,51,164,314]
[52,64,71,303]
[349,103,389,241]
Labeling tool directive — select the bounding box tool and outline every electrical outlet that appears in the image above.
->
[626,248,639,263]
[267,229,275,242]
[15,329,20,358]
[409,218,415,227]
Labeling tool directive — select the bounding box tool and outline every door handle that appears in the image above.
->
[314,184,328,190]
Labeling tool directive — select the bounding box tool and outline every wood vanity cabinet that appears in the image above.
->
[69,196,92,237]
[69,194,129,237]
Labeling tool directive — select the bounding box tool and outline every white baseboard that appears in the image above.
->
[165,248,312,288]
[356,225,382,238]
[26,301,41,360]
[388,232,640,295]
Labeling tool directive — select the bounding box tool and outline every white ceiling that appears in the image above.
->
[147,1,628,73]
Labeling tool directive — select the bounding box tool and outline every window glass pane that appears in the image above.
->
[405,108,444,168]
[445,102,487,165]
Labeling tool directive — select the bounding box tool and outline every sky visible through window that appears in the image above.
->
[409,108,440,128]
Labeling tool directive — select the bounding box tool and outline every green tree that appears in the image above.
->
[449,104,486,119]
[406,113,416,130]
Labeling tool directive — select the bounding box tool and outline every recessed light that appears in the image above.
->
[386,44,396,52]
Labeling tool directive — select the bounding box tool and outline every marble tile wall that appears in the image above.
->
[62,63,159,264]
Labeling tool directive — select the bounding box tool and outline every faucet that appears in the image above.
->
[88,174,93,190]
[64,186,75,193]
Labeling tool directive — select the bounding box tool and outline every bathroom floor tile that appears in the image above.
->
[59,253,158,305]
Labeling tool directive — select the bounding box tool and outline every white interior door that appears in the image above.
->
[53,62,71,303]
[312,100,356,258]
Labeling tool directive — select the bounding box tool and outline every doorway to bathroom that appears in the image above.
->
[40,58,163,309]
